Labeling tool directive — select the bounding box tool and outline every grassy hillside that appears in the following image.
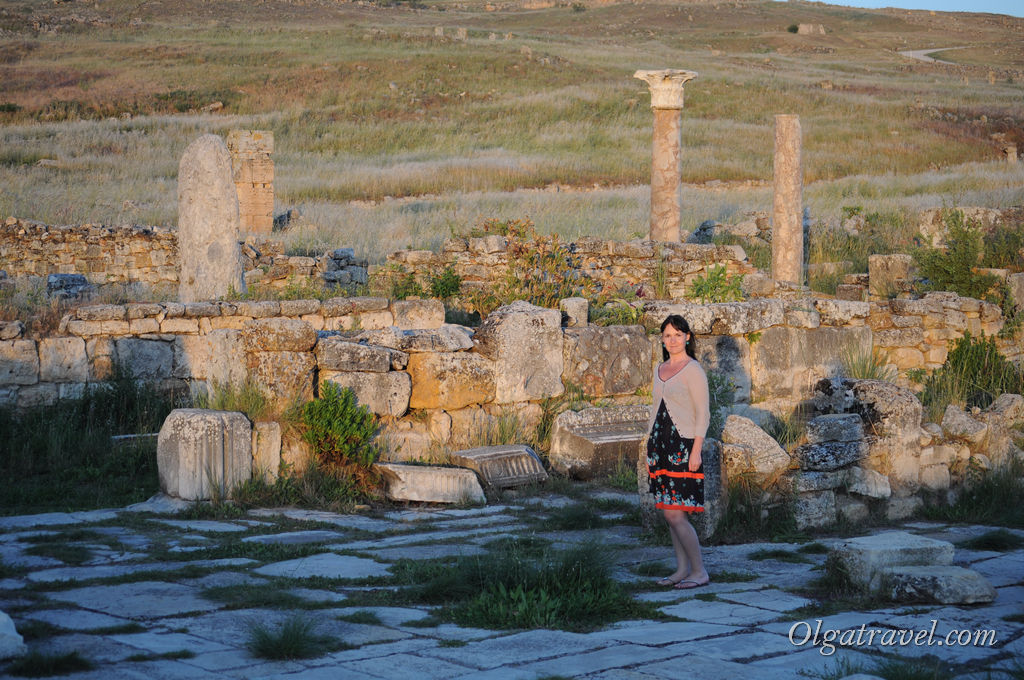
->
[0,0,1021,259]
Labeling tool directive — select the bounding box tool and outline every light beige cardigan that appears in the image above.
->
[646,360,711,439]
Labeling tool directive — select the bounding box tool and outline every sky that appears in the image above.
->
[779,0,1024,17]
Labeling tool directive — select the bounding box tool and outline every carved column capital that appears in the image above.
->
[633,69,698,109]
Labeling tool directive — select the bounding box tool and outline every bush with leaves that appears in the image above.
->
[914,210,999,300]
[429,266,462,300]
[687,265,744,303]
[300,383,381,496]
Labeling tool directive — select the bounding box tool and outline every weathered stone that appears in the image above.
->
[315,337,407,373]
[806,413,864,444]
[474,301,563,403]
[391,299,445,329]
[850,380,923,446]
[115,338,173,380]
[690,438,726,541]
[868,254,914,298]
[347,325,474,353]
[234,300,280,318]
[874,326,924,347]
[76,304,126,321]
[157,409,253,501]
[448,445,548,488]
[18,383,57,408]
[551,405,650,479]
[160,318,200,334]
[813,299,870,325]
[720,415,790,480]
[320,370,410,417]
[750,326,871,403]
[38,337,88,383]
[177,134,245,302]
[247,351,315,405]
[795,440,868,471]
[406,352,494,410]
[794,490,836,529]
[46,273,93,301]
[695,334,751,402]
[0,321,23,341]
[643,301,714,334]
[279,299,321,317]
[919,464,950,490]
[771,114,803,285]
[835,284,866,302]
[66,320,130,336]
[707,299,784,335]
[252,421,281,482]
[1008,272,1024,312]
[832,531,954,590]
[941,405,988,447]
[836,495,869,524]
[244,318,317,352]
[562,326,650,397]
[0,610,26,660]
[376,463,485,504]
[880,565,996,604]
[790,470,846,493]
[559,297,588,327]
[86,337,115,381]
[174,330,246,384]
[844,466,891,499]
[982,392,1024,424]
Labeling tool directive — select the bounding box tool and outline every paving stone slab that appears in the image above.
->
[153,519,251,533]
[665,631,794,661]
[429,514,519,529]
[27,562,187,583]
[49,582,222,618]
[634,582,762,603]
[409,623,498,642]
[339,651,477,679]
[125,494,193,514]
[332,606,431,627]
[179,648,308,673]
[253,553,390,579]
[761,611,887,637]
[420,629,602,670]
[450,667,547,680]
[717,589,815,612]
[22,608,132,631]
[0,543,62,569]
[659,599,782,626]
[968,551,1024,587]
[519,642,688,677]
[363,543,488,562]
[643,653,793,680]
[109,631,231,655]
[588,621,742,646]
[177,571,267,589]
[253,666,381,680]
[247,508,397,533]
[750,648,876,676]
[337,524,527,551]
[31,632,149,663]
[585,671,660,680]
[288,588,349,604]
[327,637,440,663]
[241,530,346,545]
[319,620,412,646]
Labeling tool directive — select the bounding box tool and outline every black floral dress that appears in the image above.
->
[646,400,704,512]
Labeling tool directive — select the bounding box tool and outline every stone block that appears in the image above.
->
[316,337,407,372]
[347,325,474,353]
[0,340,38,386]
[18,383,57,408]
[844,466,891,499]
[806,413,864,444]
[38,337,88,383]
[559,297,588,327]
[720,415,790,480]
[235,300,280,318]
[252,421,281,482]
[76,304,126,321]
[157,409,253,501]
[695,334,751,403]
[835,284,865,301]
[874,327,923,347]
[174,330,247,384]
[66,319,130,336]
[941,405,988,447]
[247,351,315,405]
[0,321,24,340]
[130,318,160,334]
[880,566,996,604]
[391,299,445,329]
[406,352,494,410]
[245,318,317,352]
[813,299,869,325]
[280,299,321,317]
[116,338,173,380]
[448,445,548,488]
[1008,272,1024,311]
[562,325,650,397]
[795,490,836,529]
[550,405,650,479]
[160,318,200,334]
[851,379,924,446]
[706,299,784,335]
[832,531,954,590]
[474,301,563,403]
[790,470,846,492]
[320,370,411,417]
[643,301,714,334]
[919,464,950,491]
[46,273,93,301]
[836,495,869,524]
[868,254,914,298]
[795,440,868,471]
[376,463,485,504]
[0,611,26,660]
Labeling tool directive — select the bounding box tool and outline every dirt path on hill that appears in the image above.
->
[898,46,970,65]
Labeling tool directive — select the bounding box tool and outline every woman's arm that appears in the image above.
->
[684,365,711,473]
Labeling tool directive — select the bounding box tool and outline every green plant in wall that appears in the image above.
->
[687,265,744,304]
[914,210,998,300]
[300,383,382,496]
[429,266,462,300]
[840,345,895,382]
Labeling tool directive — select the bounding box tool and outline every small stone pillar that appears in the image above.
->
[177,134,245,302]
[226,130,275,235]
[634,69,698,242]
[1003,144,1018,165]
[771,114,804,285]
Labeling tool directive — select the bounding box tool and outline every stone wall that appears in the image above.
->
[377,237,761,298]
[226,130,274,235]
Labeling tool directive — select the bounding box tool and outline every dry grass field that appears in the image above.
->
[1,0,1022,259]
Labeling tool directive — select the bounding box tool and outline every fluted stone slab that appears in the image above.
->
[449,445,548,488]
[157,409,252,501]
[375,463,485,504]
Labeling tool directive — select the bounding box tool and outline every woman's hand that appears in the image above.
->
[688,448,702,473]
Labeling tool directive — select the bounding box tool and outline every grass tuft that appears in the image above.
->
[957,528,1024,552]
[6,651,94,677]
[246,614,337,660]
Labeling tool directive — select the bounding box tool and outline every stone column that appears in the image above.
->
[634,69,697,242]
[226,130,275,234]
[178,134,245,302]
[1003,144,1018,165]
[771,114,804,285]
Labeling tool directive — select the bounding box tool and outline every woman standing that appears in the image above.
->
[647,314,711,589]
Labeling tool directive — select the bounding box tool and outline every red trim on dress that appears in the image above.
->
[649,470,705,480]
[655,503,705,512]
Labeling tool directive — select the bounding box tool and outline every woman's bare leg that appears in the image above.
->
[662,510,690,582]
[664,509,709,584]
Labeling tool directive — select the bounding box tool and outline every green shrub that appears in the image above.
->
[841,344,896,382]
[914,210,999,300]
[429,266,462,300]
[922,457,1024,528]
[786,23,799,33]
[687,265,744,303]
[916,332,1024,423]
[390,270,425,300]
[300,383,382,496]
[980,221,1024,271]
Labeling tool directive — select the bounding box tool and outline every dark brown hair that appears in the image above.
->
[661,314,697,361]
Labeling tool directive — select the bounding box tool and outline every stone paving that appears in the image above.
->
[0,491,1022,680]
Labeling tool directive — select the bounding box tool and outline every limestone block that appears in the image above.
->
[720,415,790,480]
[391,300,445,329]
[280,299,321,317]
[449,445,548,488]
[880,566,995,604]
[130,318,160,334]
[245,318,317,352]
[406,352,494,410]
[562,326,650,397]
[235,300,280,318]
[941,405,988,447]
[0,321,24,340]
[888,347,924,370]
[920,444,956,467]
[382,420,431,461]
[795,440,868,471]
[247,351,315,405]
[750,326,871,404]
[835,284,865,302]
[38,337,88,383]
[833,531,954,590]
[643,301,714,334]
[157,409,253,501]
[1008,272,1024,311]
[474,301,563,403]
[281,431,311,474]
[116,338,173,380]
[316,337,407,372]
[868,254,914,298]
[690,438,726,542]
[86,337,115,381]
[851,380,924,446]
[252,421,282,482]
[794,490,836,530]
[18,383,57,408]
[919,464,950,490]
[125,302,164,319]
[806,413,864,444]
[784,305,820,329]
[0,340,38,386]
[706,299,784,335]
[321,296,388,316]
[845,466,891,499]
[347,325,474,353]
[813,299,869,326]
[791,470,846,493]
[982,392,1024,424]
[174,330,246,384]
[76,304,126,321]
[695,334,751,403]
[320,370,410,417]
[836,495,869,524]
[67,320,130,336]
[885,496,923,521]
[448,406,496,447]
[0,611,26,660]
[160,318,200,334]
[874,327,924,347]
[551,404,650,479]
[559,297,588,327]
[376,463,485,504]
